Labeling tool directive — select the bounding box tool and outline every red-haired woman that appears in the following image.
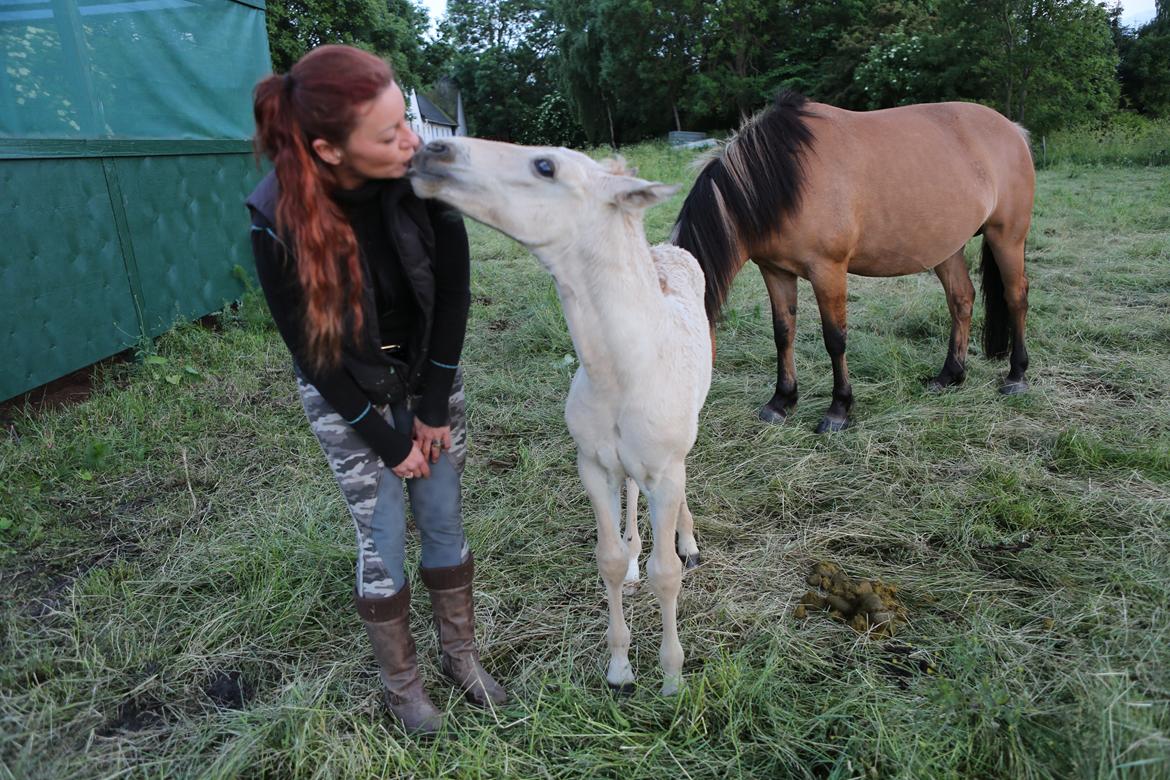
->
[247,45,505,736]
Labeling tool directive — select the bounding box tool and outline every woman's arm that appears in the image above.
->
[250,222,414,468]
[414,201,471,427]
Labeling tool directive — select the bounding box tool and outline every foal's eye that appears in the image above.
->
[533,158,556,179]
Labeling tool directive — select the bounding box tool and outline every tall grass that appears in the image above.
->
[1,146,1168,779]
[1037,113,1170,168]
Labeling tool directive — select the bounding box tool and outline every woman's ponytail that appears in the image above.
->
[252,47,393,371]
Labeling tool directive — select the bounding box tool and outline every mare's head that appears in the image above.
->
[410,138,677,253]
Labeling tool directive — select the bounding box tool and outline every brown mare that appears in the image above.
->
[671,93,1035,432]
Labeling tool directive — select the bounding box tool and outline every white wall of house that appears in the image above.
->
[407,88,458,143]
[413,122,455,143]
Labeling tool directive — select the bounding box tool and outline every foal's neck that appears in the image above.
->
[538,215,666,389]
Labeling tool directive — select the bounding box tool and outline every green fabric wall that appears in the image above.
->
[1,0,270,401]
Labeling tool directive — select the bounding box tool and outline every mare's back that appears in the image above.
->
[790,102,1031,272]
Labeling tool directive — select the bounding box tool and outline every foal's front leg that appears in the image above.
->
[579,454,635,692]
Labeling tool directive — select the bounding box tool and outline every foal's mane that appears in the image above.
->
[671,91,815,323]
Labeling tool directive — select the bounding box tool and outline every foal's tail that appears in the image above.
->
[980,239,1012,359]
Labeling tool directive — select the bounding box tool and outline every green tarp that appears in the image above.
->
[2,0,269,141]
[1,0,270,401]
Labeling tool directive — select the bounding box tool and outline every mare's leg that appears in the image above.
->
[675,497,700,570]
[809,267,853,432]
[622,478,641,592]
[929,248,975,390]
[578,453,635,692]
[757,265,800,423]
[645,463,686,695]
[985,229,1030,394]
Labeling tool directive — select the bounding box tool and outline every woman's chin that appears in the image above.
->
[386,162,411,180]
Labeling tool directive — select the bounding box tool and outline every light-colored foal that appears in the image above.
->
[411,138,711,694]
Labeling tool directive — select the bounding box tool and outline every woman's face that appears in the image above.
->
[316,82,420,187]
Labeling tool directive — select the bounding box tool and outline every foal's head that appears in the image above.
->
[410,138,677,252]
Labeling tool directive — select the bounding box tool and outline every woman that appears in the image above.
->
[247,45,505,736]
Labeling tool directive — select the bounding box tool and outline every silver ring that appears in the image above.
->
[430,441,441,449]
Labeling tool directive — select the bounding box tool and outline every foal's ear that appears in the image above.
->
[608,176,680,211]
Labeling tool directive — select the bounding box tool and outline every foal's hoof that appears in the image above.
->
[815,416,849,433]
[680,552,701,570]
[607,681,636,697]
[999,379,1029,396]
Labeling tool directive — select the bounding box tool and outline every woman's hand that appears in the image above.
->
[392,444,431,480]
[412,417,452,464]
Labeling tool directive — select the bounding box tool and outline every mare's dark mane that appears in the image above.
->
[671,91,815,322]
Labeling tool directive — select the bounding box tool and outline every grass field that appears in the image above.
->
[2,146,1168,779]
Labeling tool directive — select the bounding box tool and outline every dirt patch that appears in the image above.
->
[1,352,135,421]
[13,497,161,615]
[794,561,907,637]
[195,306,240,333]
[980,537,1035,554]
[876,642,938,689]
[1059,377,1138,403]
[205,670,252,710]
[485,455,518,472]
[96,695,165,736]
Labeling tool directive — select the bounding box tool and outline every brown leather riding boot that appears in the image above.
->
[356,584,443,736]
[419,554,507,708]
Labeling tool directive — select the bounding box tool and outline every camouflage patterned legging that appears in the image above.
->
[297,369,470,598]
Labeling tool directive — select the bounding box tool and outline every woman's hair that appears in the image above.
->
[253,45,394,370]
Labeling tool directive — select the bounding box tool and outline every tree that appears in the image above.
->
[1118,3,1170,116]
[436,0,579,144]
[683,0,794,127]
[552,0,614,145]
[933,0,1119,135]
[554,0,704,145]
[778,0,871,105]
[847,1,943,108]
[265,0,430,87]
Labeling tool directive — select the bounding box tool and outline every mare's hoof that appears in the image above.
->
[815,416,849,434]
[1000,379,1029,396]
[926,375,964,393]
[660,677,683,697]
[757,403,793,425]
[607,681,636,697]
[680,552,701,570]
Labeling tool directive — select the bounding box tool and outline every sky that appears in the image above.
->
[413,0,1159,34]
[419,0,445,37]
[1121,0,1159,26]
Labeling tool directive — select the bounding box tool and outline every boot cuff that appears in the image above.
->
[355,582,410,622]
[420,552,475,590]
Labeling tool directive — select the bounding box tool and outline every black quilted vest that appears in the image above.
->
[246,171,438,403]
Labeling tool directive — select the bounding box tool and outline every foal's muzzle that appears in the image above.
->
[410,141,457,179]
